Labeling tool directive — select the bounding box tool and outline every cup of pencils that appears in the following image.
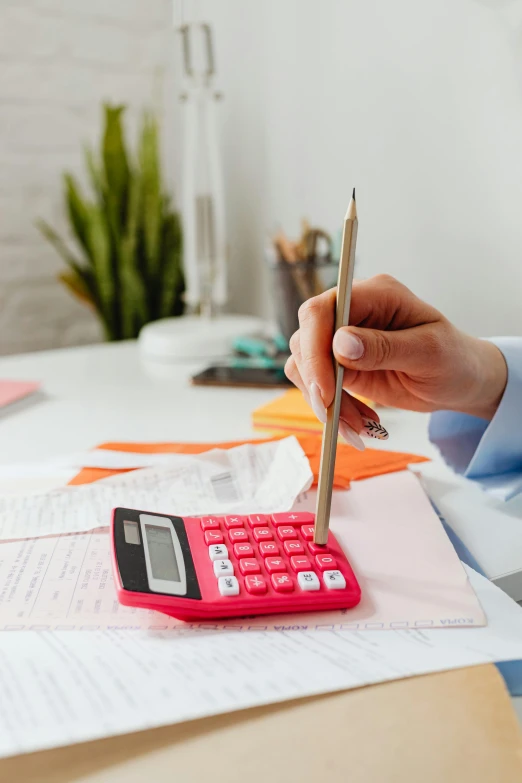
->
[267,221,340,344]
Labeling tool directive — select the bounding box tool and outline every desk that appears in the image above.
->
[0,340,521,779]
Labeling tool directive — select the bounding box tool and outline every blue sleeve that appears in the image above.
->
[429,338,522,499]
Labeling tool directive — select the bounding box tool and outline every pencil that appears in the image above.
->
[314,189,358,545]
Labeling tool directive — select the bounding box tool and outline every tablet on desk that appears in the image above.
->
[111,508,361,621]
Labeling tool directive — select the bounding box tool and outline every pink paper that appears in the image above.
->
[0,380,40,408]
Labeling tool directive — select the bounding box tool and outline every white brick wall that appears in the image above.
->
[0,0,172,355]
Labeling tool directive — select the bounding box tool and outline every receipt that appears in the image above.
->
[0,437,312,541]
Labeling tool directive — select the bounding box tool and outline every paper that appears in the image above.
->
[0,471,485,631]
[0,566,520,759]
[0,437,312,541]
[0,379,39,408]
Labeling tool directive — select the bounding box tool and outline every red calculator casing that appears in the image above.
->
[111,508,361,621]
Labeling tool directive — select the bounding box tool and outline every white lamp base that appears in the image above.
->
[138,315,265,361]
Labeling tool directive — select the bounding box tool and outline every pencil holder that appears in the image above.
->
[266,248,338,343]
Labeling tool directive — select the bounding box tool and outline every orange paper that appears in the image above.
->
[69,435,429,489]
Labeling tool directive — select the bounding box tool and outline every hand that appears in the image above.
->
[285,275,507,447]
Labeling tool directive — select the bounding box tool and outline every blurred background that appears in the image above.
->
[1,0,522,356]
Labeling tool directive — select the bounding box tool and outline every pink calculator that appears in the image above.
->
[111,508,361,621]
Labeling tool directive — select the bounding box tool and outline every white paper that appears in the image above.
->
[0,472,484,632]
[0,437,312,541]
[0,566,520,759]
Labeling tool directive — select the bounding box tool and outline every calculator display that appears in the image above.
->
[145,524,181,582]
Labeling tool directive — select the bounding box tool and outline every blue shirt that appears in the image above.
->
[429,337,522,696]
[429,337,522,499]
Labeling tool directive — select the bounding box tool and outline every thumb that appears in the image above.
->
[333,324,438,373]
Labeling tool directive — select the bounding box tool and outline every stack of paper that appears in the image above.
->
[0,436,521,761]
[252,388,374,435]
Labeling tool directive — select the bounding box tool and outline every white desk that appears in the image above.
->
[0,341,520,732]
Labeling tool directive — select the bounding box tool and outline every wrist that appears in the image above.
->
[457,337,507,420]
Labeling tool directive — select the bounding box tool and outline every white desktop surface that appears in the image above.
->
[0,340,520,729]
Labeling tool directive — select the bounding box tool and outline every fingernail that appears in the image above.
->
[334,331,364,360]
[361,418,389,440]
[309,382,327,424]
[339,420,365,451]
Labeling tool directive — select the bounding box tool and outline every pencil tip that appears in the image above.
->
[352,187,356,200]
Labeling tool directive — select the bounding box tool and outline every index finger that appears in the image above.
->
[297,289,337,406]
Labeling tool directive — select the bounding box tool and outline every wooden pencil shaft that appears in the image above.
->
[314,202,358,545]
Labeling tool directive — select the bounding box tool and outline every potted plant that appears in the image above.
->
[37,104,184,341]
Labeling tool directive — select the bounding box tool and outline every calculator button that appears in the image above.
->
[271,573,294,592]
[290,556,312,573]
[224,515,245,529]
[248,514,271,528]
[297,571,321,591]
[213,559,234,577]
[323,570,346,590]
[259,542,279,557]
[301,525,315,541]
[228,529,249,543]
[234,543,255,559]
[272,512,314,526]
[208,544,229,561]
[308,543,329,555]
[201,517,222,531]
[283,540,305,556]
[218,576,240,596]
[204,530,225,545]
[253,527,273,542]
[239,558,261,575]
[245,575,267,595]
[315,554,338,571]
[265,557,286,574]
[277,526,297,541]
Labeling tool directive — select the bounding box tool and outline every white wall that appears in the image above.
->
[197,0,522,337]
[2,0,522,355]
[0,0,172,354]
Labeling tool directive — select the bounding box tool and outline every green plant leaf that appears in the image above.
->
[119,174,148,338]
[86,205,115,335]
[102,104,129,227]
[84,144,105,203]
[63,173,92,261]
[36,219,85,277]
[139,112,161,280]
[159,210,184,318]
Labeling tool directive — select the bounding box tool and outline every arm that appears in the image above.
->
[429,338,522,498]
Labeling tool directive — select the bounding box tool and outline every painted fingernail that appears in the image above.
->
[334,331,364,360]
[309,382,327,424]
[339,420,365,451]
[361,418,389,440]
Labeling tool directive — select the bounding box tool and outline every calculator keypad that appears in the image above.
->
[201,514,352,602]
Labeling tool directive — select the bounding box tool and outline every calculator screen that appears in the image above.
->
[145,524,181,582]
